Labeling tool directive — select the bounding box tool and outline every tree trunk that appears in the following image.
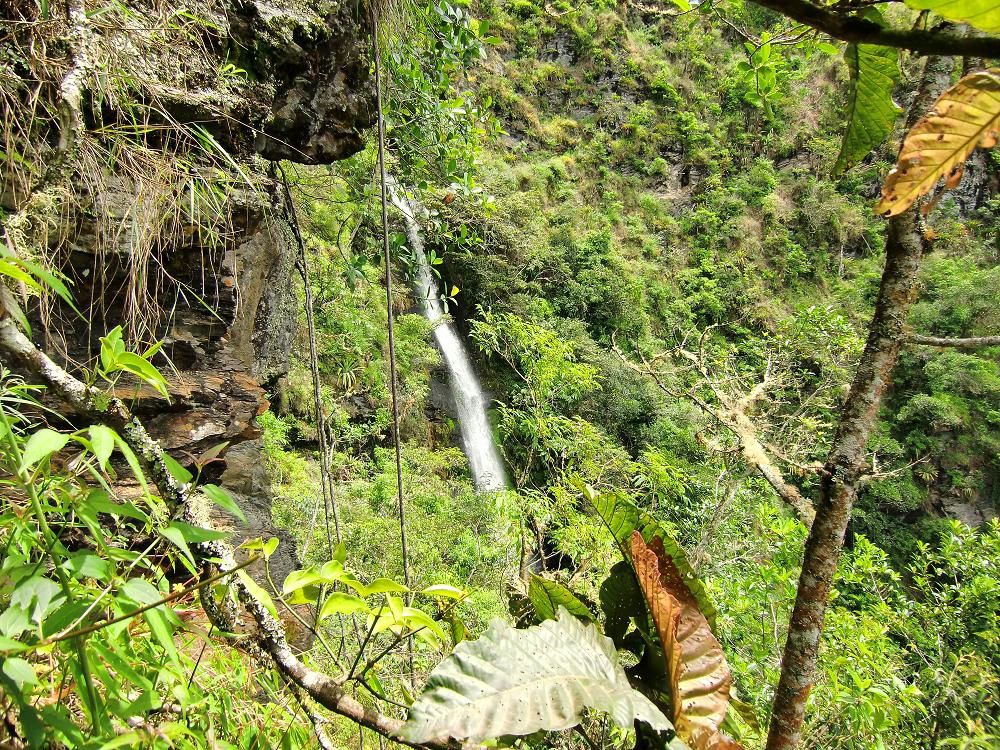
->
[764,53,955,750]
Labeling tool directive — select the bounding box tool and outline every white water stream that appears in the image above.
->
[388,179,508,492]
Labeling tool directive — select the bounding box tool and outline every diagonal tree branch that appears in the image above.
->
[0,310,474,750]
[747,0,998,57]
[612,341,816,526]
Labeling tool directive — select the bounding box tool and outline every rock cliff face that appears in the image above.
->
[1,0,374,580]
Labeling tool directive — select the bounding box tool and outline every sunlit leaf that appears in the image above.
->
[236,569,279,620]
[401,606,447,644]
[159,525,196,570]
[877,69,1000,216]
[902,0,1000,32]
[88,425,116,470]
[361,578,409,597]
[318,592,368,620]
[833,44,901,176]
[201,484,246,522]
[161,453,193,484]
[166,521,227,544]
[2,657,38,689]
[420,583,465,599]
[400,608,672,743]
[19,428,69,471]
[282,568,326,596]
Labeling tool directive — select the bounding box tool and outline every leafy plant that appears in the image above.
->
[97,325,170,399]
[401,607,671,743]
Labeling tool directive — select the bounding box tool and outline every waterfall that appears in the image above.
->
[388,179,509,492]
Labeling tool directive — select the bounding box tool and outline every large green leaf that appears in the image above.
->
[583,486,716,627]
[902,0,1000,32]
[833,44,901,176]
[599,560,645,647]
[528,574,594,622]
[400,607,672,743]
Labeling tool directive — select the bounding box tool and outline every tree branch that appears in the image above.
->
[905,333,1000,348]
[0,311,474,750]
[612,341,816,526]
[765,53,956,750]
[748,0,998,56]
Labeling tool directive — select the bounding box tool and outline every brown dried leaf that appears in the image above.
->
[630,532,742,750]
[876,69,1000,217]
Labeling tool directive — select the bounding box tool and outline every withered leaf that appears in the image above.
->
[630,531,743,750]
[877,69,1000,217]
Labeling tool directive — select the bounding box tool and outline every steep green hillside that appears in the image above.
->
[267,1,999,746]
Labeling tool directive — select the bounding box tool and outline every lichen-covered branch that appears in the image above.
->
[906,333,1000,348]
[747,0,997,57]
[764,53,957,750]
[0,309,473,750]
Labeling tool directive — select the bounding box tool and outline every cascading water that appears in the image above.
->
[388,179,508,492]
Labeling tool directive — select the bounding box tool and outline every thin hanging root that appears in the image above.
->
[372,10,414,682]
[278,163,342,555]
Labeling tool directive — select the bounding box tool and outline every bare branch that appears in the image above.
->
[748,0,998,57]
[856,454,931,488]
[612,340,816,526]
[739,352,775,410]
[690,478,742,569]
[906,333,1000,348]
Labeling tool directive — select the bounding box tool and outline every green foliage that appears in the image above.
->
[96,326,170,399]
[385,0,501,195]
[833,44,901,176]
[734,40,789,114]
[527,574,595,621]
[0,369,308,750]
[0,242,77,334]
[5,1,987,747]
[902,0,1000,32]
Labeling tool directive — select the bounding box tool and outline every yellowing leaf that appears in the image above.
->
[630,532,742,750]
[902,0,1000,33]
[877,69,1000,217]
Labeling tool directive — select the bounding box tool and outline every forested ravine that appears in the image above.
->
[1,1,998,750]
